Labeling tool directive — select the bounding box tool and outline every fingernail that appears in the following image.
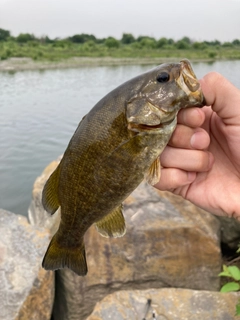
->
[190,133,196,148]
[190,131,201,148]
[190,130,209,149]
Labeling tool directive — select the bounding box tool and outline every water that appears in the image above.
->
[0,61,239,216]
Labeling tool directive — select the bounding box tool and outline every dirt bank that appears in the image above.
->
[0,57,212,72]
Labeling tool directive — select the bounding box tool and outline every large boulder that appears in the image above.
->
[0,209,54,320]
[51,183,221,320]
[86,288,240,320]
[216,216,240,250]
[29,158,240,251]
[28,158,61,234]
[29,159,223,320]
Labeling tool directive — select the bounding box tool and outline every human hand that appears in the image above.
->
[155,72,240,219]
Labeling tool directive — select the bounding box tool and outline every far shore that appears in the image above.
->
[0,57,217,72]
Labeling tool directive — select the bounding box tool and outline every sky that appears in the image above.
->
[0,0,240,42]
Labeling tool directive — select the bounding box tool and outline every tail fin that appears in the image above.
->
[42,234,88,276]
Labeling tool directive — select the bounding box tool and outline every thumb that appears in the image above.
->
[199,72,240,125]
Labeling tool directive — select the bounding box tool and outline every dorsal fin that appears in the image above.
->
[42,165,60,214]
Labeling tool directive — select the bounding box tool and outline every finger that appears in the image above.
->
[200,72,240,125]
[177,107,206,127]
[160,146,214,172]
[154,168,196,191]
[169,125,210,150]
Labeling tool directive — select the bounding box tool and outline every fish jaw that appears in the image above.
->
[176,59,206,107]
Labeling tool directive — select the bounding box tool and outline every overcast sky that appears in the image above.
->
[0,0,239,42]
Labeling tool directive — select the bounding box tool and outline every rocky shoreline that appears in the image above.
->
[0,57,214,72]
[1,158,240,319]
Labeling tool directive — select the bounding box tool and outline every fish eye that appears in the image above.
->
[156,72,170,83]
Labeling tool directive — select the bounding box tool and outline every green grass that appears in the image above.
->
[0,41,240,62]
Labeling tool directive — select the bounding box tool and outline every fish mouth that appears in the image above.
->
[177,59,206,106]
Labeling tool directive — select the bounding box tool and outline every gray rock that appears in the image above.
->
[0,209,54,320]
[86,288,240,320]
[29,159,223,320]
[52,183,221,320]
[217,216,240,249]
[28,158,61,235]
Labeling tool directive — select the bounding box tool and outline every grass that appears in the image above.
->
[1,41,240,62]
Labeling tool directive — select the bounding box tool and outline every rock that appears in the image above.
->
[0,209,54,320]
[86,288,240,320]
[52,183,221,320]
[28,158,61,235]
[30,159,223,320]
[217,216,240,250]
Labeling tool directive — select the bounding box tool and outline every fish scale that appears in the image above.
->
[42,59,205,276]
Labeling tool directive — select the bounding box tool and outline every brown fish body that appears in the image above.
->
[42,60,205,275]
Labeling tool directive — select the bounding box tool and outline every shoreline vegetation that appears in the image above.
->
[0,29,240,71]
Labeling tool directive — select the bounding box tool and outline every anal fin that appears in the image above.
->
[95,204,126,238]
[42,233,88,276]
[145,157,161,185]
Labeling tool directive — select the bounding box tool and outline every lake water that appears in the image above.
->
[0,60,240,216]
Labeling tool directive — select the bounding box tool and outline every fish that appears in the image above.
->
[42,59,206,276]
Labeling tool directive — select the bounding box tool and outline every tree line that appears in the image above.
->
[0,28,239,49]
[1,28,240,61]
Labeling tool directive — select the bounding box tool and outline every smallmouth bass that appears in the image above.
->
[42,59,206,276]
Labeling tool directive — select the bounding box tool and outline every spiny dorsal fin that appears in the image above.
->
[42,165,60,214]
[42,233,88,276]
[145,157,161,185]
[95,204,126,238]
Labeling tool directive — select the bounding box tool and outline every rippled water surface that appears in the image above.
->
[0,60,239,216]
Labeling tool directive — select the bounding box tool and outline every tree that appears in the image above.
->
[140,38,156,49]
[175,40,190,49]
[16,33,35,43]
[156,37,168,48]
[222,42,233,47]
[121,33,135,44]
[181,36,191,44]
[136,36,156,49]
[105,37,120,48]
[40,36,54,44]
[192,42,207,50]
[136,35,155,42]
[0,28,10,41]
[69,34,97,44]
[204,40,221,46]
[211,40,221,46]
[168,38,175,45]
[232,39,240,46]
[52,38,71,48]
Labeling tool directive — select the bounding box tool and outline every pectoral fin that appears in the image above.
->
[145,157,161,185]
[95,205,126,238]
[42,165,60,214]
